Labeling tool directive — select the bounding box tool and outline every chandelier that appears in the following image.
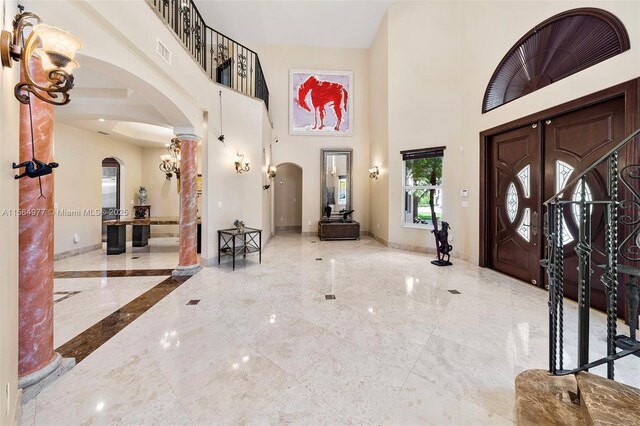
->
[159,138,181,179]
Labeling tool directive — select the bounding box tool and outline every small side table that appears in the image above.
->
[218,227,262,270]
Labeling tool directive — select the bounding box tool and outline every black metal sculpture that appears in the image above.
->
[12,94,57,199]
[12,159,58,199]
[324,203,332,218]
[429,189,452,266]
[340,209,354,222]
[13,159,58,179]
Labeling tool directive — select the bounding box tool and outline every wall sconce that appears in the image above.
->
[159,138,181,179]
[266,165,277,179]
[369,166,380,180]
[1,7,83,105]
[235,153,250,173]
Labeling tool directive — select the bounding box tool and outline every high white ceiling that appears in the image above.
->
[193,0,393,49]
[56,63,175,148]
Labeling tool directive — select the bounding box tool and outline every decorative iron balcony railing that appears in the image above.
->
[147,0,269,110]
[542,127,640,380]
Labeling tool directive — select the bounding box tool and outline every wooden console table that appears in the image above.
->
[318,220,360,241]
[103,216,201,255]
[218,227,262,270]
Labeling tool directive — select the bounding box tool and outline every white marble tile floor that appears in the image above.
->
[22,235,640,425]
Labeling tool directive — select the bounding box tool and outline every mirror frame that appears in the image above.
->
[320,148,353,218]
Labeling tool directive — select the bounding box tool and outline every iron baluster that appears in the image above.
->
[576,176,592,370]
[144,0,270,110]
[556,201,565,372]
[607,152,619,379]
[547,203,558,374]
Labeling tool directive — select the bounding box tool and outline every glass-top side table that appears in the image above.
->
[217,227,262,270]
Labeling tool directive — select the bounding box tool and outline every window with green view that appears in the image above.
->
[401,148,444,227]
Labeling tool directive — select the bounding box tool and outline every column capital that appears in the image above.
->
[175,133,202,143]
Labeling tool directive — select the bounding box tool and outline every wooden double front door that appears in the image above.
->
[487,97,625,311]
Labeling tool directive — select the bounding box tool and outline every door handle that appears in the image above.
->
[525,212,543,235]
[526,211,539,236]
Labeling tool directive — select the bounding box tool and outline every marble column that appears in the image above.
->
[173,134,201,276]
[18,57,59,383]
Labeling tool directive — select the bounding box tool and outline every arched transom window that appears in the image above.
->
[482,8,630,113]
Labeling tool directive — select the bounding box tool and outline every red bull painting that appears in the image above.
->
[289,69,353,136]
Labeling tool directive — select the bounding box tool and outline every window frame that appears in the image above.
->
[400,147,445,229]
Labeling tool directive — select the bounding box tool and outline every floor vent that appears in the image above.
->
[448,289,461,294]
[186,299,201,305]
[315,258,322,261]
[325,295,336,300]
[156,39,171,65]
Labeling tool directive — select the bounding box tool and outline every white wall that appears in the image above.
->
[140,146,180,236]
[0,0,20,421]
[457,0,640,262]
[386,1,461,254]
[53,124,142,255]
[369,12,390,243]
[261,110,274,242]
[27,0,272,265]
[255,44,370,234]
[375,0,640,262]
[274,164,303,229]
[200,89,272,264]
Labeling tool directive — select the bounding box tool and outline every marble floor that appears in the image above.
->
[53,238,179,348]
[23,235,640,425]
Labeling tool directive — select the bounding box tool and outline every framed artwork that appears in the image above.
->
[289,69,353,136]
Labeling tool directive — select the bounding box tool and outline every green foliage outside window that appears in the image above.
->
[404,156,443,225]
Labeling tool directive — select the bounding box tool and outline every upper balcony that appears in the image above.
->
[146,0,269,110]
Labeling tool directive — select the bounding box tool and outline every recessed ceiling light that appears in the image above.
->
[98,118,105,122]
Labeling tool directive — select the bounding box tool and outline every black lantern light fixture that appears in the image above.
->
[1,6,83,105]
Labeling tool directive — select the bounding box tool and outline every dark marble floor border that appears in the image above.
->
[53,291,81,304]
[55,275,189,363]
[54,269,175,278]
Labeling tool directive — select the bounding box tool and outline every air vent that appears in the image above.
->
[156,39,171,65]
[97,131,110,136]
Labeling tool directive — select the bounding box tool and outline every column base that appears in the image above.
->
[172,264,202,276]
[19,353,75,402]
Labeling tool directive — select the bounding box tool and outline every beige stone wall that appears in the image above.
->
[53,124,143,255]
[0,2,20,423]
[368,12,390,243]
[375,0,640,263]
[253,44,370,233]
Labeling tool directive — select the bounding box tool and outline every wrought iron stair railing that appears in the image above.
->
[542,127,640,380]
[147,0,269,110]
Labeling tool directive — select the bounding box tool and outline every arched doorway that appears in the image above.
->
[274,163,302,234]
[101,157,122,241]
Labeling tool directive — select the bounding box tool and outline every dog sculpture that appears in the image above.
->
[295,75,348,131]
[431,221,453,266]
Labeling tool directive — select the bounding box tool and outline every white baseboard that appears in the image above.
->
[54,243,102,260]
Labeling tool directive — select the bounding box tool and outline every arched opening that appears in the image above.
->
[482,8,630,113]
[274,163,303,234]
[101,157,122,241]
